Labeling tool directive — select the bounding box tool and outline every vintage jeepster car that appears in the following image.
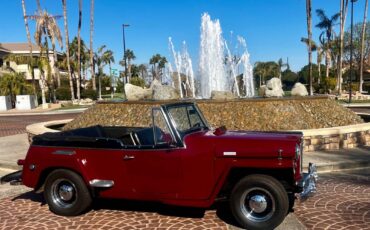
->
[1,102,317,230]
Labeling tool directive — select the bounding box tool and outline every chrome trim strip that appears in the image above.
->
[52,150,76,155]
[89,179,114,188]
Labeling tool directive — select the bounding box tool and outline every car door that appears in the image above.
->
[123,108,182,199]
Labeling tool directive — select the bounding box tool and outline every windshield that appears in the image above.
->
[167,104,208,134]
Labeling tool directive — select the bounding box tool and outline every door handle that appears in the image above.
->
[123,155,135,160]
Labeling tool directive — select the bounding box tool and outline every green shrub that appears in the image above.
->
[343,82,359,92]
[314,77,337,93]
[130,77,145,88]
[55,87,71,100]
[81,89,97,100]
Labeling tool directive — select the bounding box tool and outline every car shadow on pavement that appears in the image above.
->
[10,190,242,228]
[12,190,46,205]
[93,198,206,218]
[214,201,241,228]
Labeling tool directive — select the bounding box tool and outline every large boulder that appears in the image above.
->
[291,82,308,96]
[150,79,162,88]
[261,78,284,97]
[152,84,180,100]
[258,85,267,97]
[210,90,235,100]
[125,83,152,101]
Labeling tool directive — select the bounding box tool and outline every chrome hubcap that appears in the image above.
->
[240,187,275,222]
[249,195,268,213]
[51,179,77,208]
[59,184,74,202]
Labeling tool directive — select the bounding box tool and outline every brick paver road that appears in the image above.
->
[295,169,370,230]
[0,169,369,229]
[0,114,79,137]
[0,192,229,229]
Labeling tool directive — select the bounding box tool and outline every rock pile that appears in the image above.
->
[63,97,364,131]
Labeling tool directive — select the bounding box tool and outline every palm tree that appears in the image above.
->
[77,0,82,100]
[149,54,167,81]
[359,0,369,93]
[316,9,340,80]
[62,0,75,100]
[124,49,136,82]
[27,9,63,104]
[254,62,267,87]
[149,54,161,80]
[317,46,323,84]
[305,0,313,95]
[102,50,115,82]
[339,0,349,93]
[70,37,87,99]
[95,45,114,99]
[89,0,96,90]
[138,64,147,79]
[21,0,36,97]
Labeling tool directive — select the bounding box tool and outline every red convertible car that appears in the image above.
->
[1,102,317,230]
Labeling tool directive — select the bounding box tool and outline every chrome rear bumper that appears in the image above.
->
[298,163,318,199]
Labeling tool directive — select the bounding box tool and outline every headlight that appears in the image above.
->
[296,143,303,174]
[295,144,301,159]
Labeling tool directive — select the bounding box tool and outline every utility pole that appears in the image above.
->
[122,24,129,99]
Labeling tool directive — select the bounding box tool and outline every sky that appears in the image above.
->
[0,0,368,73]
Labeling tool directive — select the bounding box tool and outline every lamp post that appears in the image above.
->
[349,0,357,103]
[122,24,130,83]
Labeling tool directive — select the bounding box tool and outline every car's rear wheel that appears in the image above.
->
[44,169,92,216]
[230,174,289,230]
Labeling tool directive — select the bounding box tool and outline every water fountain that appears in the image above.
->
[169,12,255,99]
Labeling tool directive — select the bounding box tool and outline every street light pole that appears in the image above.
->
[349,0,357,103]
[122,24,129,83]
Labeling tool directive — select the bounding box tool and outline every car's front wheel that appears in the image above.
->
[44,169,92,216]
[230,174,289,230]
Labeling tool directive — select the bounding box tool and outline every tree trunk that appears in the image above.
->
[325,50,330,79]
[51,38,61,88]
[44,37,56,103]
[90,0,96,90]
[359,0,369,93]
[62,0,75,100]
[306,0,313,95]
[21,0,37,100]
[338,0,349,94]
[76,0,82,100]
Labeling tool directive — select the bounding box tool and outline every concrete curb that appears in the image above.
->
[26,119,73,136]
[0,108,87,116]
[303,160,370,173]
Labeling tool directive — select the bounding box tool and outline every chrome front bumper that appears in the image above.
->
[298,163,318,199]
[0,170,23,185]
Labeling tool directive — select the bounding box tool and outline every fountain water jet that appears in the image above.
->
[169,12,255,99]
[168,38,195,98]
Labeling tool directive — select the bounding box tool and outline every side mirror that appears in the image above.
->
[214,126,227,136]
